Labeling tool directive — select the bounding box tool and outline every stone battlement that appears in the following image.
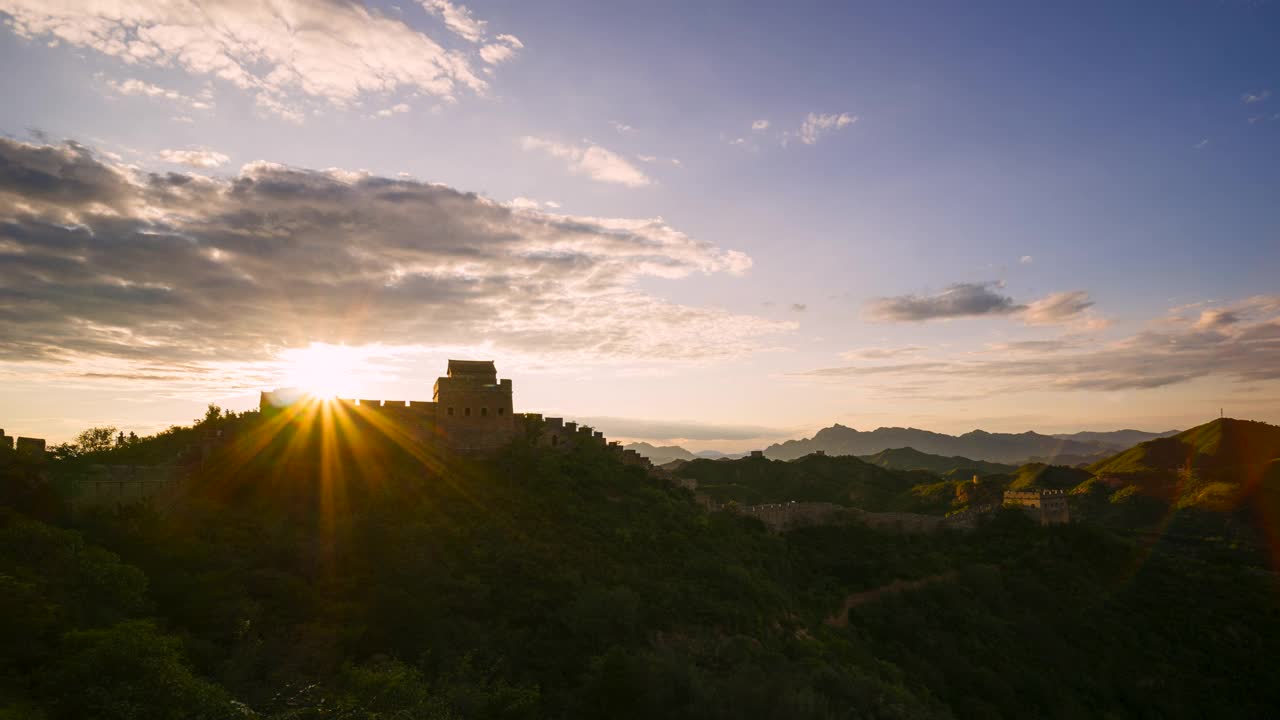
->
[260,360,652,466]
[1003,488,1071,525]
[0,429,46,460]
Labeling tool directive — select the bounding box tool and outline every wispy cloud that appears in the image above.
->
[1242,89,1271,104]
[1023,291,1095,326]
[841,346,926,360]
[791,112,857,145]
[521,136,652,187]
[479,34,523,64]
[419,1,523,65]
[868,283,1100,327]
[576,416,785,442]
[420,0,487,42]
[636,154,681,166]
[3,0,499,120]
[751,119,770,130]
[157,148,229,168]
[611,121,634,134]
[509,196,560,210]
[801,296,1280,394]
[374,103,411,118]
[106,78,213,112]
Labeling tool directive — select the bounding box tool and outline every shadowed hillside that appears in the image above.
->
[1091,418,1280,477]
[4,411,1280,718]
[860,447,1017,477]
[673,453,954,514]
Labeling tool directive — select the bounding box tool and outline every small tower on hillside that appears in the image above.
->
[434,360,515,450]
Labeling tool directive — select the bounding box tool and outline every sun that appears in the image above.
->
[278,343,366,400]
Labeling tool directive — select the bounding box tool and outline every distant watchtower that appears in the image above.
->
[434,360,515,449]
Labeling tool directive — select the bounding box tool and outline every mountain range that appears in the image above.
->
[629,426,1179,466]
[764,425,1178,464]
[622,442,746,465]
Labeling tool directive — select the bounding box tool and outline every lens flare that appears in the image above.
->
[278,343,369,400]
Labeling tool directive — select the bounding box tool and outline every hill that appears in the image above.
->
[622,442,696,465]
[672,453,952,514]
[1007,463,1093,491]
[860,447,1016,477]
[1090,418,1280,478]
[4,411,1280,718]
[765,424,1113,464]
[1081,418,1280,520]
[1051,429,1180,450]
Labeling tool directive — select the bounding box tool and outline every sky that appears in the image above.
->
[0,0,1278,451]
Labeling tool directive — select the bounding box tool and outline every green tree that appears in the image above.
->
[43,621,241,720]
[74,426,119,454]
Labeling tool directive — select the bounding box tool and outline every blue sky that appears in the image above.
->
[0,0,1277,448]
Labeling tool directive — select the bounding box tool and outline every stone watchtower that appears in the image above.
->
[434,360,515,450]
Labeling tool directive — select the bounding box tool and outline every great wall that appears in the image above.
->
[4,360,1068,527]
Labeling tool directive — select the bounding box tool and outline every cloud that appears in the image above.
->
[794,112,856,145]
[420,0,486,42]
[1020,255,1033,264]
[636,154,682,167]
[869,283,1101,327]
[106,78,214,111]
[1193,309,1240,330]
[419,1,522,65]
[1242,89,1271,104]
[157,148,229,168]
[611,121,634,134]
[1194,138,1209,149]
[1022,291,1094,325]
[1,0,493,118]
[575,416,784,442]
[375,103,411,118]
[801,296,1280,394]
[0,136,784,388]
[521,136,652,187]
[840,346,925,360]
[790,303,807,312]
[509,196,541,210]
[868,282,1023,322]
[751,119,770,130]
[479,33,523,64]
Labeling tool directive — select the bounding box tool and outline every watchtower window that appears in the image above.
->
[465,408,471,417]
[498,407,505,416]
[447,407,454,416]
[551,435,559,447]
[481,408,488,417]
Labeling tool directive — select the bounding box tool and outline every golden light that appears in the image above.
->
[278,343,369,400]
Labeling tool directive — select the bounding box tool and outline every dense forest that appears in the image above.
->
[2,409,1280,718]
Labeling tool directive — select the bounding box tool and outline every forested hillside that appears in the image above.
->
[2,413,1280,718]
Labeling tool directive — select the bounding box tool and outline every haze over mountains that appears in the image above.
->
[628,426,1178,466]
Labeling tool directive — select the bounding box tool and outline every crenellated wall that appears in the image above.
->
[1003,489,1071,525]
[15,436,45,457]
[68,465,181,509]
[259,360,655,464]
